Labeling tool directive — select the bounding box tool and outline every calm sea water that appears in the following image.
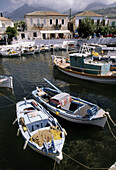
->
[0,51,116,170]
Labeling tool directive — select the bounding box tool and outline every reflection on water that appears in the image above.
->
[0,51,116,170]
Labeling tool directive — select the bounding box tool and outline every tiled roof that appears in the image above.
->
[26,11,68,16]
[76,11,103,17]
[0,17,11,21]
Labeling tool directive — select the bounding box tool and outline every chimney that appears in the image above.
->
[1,13,3,17]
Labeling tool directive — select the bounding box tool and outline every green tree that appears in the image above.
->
[109,26,116,36]
[6,26,17,42]
[15,21,26,31]
[95,23,110,37]
[77,18,96,38]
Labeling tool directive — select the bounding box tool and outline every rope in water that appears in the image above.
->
[0,92,32,109]
[106,118,116,140]
[63,152,108,170]
[105,112,116,126]
[53,160,56,170]
[13,76,27,94]
[0,92,15,104]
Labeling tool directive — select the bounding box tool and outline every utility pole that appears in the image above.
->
[69,8,72,38]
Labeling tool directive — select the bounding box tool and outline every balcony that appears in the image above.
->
[53,24,61,30]
[33,23,43,29]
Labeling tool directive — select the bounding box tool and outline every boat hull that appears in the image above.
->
[46,106,107,128]
[16,99,65,163]
[56,66,116,84]
[28,141,63,163]
[32,90,107,128]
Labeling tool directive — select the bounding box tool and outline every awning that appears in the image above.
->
[40,30,70,34]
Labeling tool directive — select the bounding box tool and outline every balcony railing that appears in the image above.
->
[53,24,61,30]
[33,23,43,28]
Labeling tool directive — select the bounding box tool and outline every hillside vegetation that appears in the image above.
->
[94,7,116,18]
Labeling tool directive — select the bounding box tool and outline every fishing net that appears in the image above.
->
[32,126,62,146]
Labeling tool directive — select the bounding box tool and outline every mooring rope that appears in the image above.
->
[0,92,16,104]
[53,160,56,170]
[105,112,116,126]
[106,118,116,140]
[63,152,108,170]
[13,76,27,94]
[0,103,15,109]
[0,90,32,109]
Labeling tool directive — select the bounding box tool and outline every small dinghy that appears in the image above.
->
[16,98,66,163]
[32,78,107,128]
[0,75,13,89]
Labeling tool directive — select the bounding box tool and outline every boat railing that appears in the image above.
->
[69,65,102,75]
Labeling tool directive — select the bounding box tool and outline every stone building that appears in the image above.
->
[18,11,70,40]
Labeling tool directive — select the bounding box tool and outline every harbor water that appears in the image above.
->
[0,51,116,170]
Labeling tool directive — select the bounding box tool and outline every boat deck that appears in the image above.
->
[73,104,91,117]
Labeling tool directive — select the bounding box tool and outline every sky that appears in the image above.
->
[0,0,116,13]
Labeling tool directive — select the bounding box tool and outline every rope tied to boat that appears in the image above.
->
[53,160,56,170]
[106,118,116,140]
[63,152,108,169]
[105,112,116,126]
[104,112,116,140]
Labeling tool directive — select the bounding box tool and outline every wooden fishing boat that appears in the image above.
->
[16,98,66,163]
[52,52,116,84]
[0,49,21,57]
[0,75,13,89]
[21,46,35,56]
[32,78,107,128]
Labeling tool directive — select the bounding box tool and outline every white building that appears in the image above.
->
[18,11,70,40]
[72,11,109,34]
[0,16,14,42]
[108,18,116,27]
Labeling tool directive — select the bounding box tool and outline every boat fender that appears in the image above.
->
[62,128,67,136]
[29,137,33,142]
[23,126,27,132]
[56,111,59,115]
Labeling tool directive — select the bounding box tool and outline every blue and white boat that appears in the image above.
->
[16,98,66,163]
[32,78,107,128]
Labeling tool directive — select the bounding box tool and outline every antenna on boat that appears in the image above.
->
[44,78,62,93]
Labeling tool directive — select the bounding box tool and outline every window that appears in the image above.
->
[112,21,115,26]
[103,19,105,26]
[50,19,52,25]
[62,19,64,25]
[37,18,40,24]
[44,19,46,25]
[33,32,37,37]
[21,33,25,39]
[56,19,58,25]
[79,19,81,25]
[2,23,5,28]
[30,18,33,25]
[97,20,100,25]
[91,19,94,24]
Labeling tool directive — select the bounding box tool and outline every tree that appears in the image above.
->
[15,21,26,31]
[109,26,116,36]
[77,18,96,38]
[95,23,110,37]
[6,26,17,42]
